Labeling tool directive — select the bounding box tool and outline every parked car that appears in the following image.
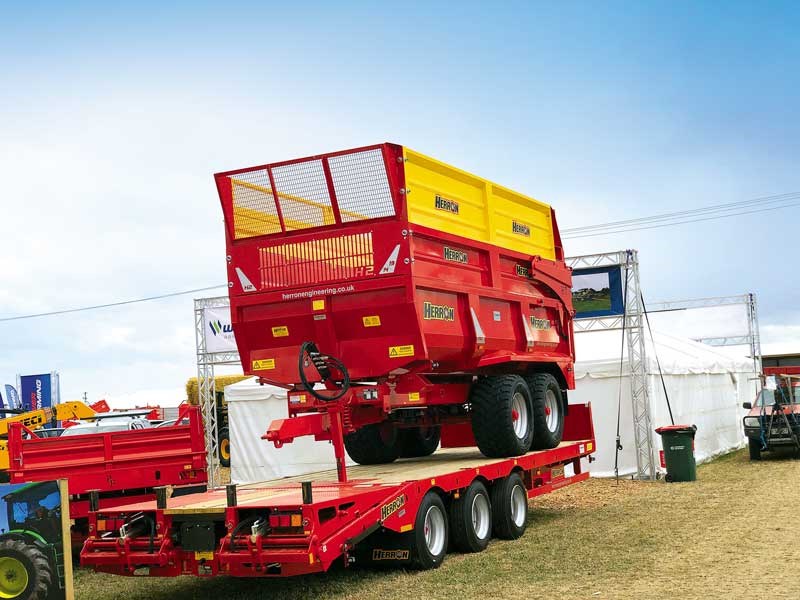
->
[60,414,152,437]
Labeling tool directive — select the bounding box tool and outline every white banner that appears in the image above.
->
[203,307,237,353]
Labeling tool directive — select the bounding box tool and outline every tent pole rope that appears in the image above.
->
[641,293,675,426]
[614,258,630,482]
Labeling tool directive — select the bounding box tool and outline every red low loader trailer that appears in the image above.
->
[8,406,207,543]
[215,143,577,474]
[81,403,595,576]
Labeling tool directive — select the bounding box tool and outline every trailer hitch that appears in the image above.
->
[264,403,350,483]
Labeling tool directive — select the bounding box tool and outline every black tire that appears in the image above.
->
[0,538,53,600]
[491,472,528,540]
[449,480,492,553]
[526,373,565,450]
[470,375,533,458]
[410,492,448,569]
[748,437,762,461]
[344,423,400,465]
[219,427,231,468]
[398,426,441,458]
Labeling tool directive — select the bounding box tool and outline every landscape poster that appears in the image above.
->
[571,266,624,318]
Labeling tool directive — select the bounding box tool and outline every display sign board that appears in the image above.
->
[0,480,73,599]
[4,385,20,410]
[203,307,237,353]
[572,266,625,318]
[18,373,59,413]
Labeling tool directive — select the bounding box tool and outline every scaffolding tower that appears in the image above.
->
[194,296,240,489]
[568,249,655,480]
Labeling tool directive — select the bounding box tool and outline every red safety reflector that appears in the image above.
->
[269,515,280,528]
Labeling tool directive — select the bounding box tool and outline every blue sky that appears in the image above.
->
[1,2,798,405]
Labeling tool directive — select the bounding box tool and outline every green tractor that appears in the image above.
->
[0,482,65,600]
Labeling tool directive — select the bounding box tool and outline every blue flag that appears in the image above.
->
[4,385,20,410]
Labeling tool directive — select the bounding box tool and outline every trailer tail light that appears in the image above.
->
[94,516,124,535]
[268,511,304,534]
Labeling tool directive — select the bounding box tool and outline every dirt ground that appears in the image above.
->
[74,448,800,599]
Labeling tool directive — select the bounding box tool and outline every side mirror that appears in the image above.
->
[742,402,752,410]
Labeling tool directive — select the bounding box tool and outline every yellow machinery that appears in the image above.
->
[0,401,98,470]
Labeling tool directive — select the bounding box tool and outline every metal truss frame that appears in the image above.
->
[568,249,655,480]
[194,296,240,489]
[646,293,762,376]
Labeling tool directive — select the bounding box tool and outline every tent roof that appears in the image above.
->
[575,329,753,378]
[224,377,287,402]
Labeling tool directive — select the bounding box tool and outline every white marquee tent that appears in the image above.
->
[226,330,756,483]
[225,377,352,484]
[571,329,756,477]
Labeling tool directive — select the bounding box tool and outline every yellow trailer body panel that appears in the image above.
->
[402,147,556,260]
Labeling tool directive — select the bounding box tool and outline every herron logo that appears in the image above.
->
[372,549,410,561]
[435,195,459,214]
[512,221,531,236]
[443,247,468,264]
[423,302,455,322]
[515,264,530,278]
[530,316,552,330]
[381,495,406,521]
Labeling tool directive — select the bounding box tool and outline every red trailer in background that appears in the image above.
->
[8,405,207,544]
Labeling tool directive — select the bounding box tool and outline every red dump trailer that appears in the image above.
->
[80,145,596,582]
[81,403,595,577]
[215,143,576,475]
[8,405,207,542]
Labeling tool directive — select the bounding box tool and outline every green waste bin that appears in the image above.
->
[655,424,697,482]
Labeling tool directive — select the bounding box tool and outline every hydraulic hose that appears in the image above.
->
[298,341,351,402]
[229,515,260,553]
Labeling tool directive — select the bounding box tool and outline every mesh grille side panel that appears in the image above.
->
[271,160,334,231]
[328,149,395,222]
[229,170,282,239]
[259,232,374,289]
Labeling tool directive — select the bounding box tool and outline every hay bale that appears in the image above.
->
[185,375,249,405]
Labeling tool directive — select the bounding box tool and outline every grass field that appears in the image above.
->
[74,449,800,599]
[573,298,612,313]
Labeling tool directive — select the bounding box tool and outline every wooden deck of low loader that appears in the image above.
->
[81,403,594,578]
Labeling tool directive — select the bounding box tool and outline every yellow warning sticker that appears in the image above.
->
[408,392,420,402]
[389,345,415,358]
[312,299,325,311]
[195,551,214,561]
[272,326,289,337]
[252,359,276,370]
[587,441,593,452]
[363,315,381,327]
